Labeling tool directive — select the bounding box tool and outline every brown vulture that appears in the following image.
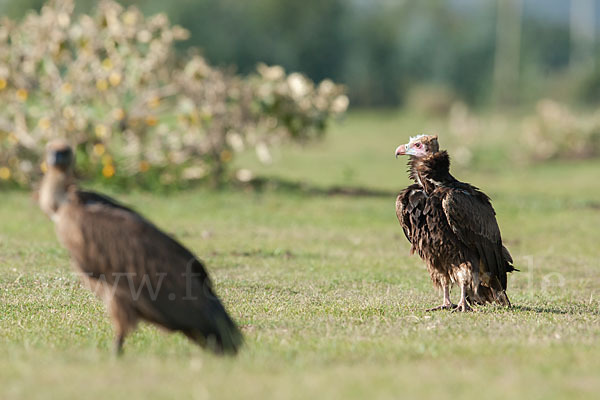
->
[394,135,516,312]
[38,141,242,354]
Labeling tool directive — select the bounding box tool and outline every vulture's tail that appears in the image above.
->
[502,245,519,273]
[185,291,243,355]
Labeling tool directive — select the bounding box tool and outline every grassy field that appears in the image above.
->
[1,111,600,399]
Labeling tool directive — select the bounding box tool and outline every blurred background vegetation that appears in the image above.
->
[0,0,347,188]
[0,0,599,189]
[2,0,598,107]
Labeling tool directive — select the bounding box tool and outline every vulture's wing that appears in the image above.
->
[59,190,242,353]
[396,184,426,249]
[75,190,139,214]
[441,189,508,288]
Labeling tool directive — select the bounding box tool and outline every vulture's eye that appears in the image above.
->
[415,143,422,148]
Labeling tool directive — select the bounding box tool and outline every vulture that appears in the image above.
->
[394,135,516,312]
[38,141,242,354]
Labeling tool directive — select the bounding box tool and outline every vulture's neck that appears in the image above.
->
[408,151,456,194]
[39,168,74,221]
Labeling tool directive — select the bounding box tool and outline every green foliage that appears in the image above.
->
[578,67,600,104]
[162,0,581,107]
[1,0,595,108]
[0,0,347,189]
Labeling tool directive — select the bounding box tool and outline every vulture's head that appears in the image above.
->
[395,134,439,158]
[39,140,75,218]
[45,140,74,173]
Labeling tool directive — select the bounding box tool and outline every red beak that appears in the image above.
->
[395,144,406,158]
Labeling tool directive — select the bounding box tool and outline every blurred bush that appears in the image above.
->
[522,99,600,161]
[1,0,595,108]
[406,84,458,117]
[0,0,347,189]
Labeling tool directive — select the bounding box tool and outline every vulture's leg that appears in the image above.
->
[107,296,137,356]
[454,282,472,312]
[113,334,125,356]
[426,284,456,311]
[497,290,512,307]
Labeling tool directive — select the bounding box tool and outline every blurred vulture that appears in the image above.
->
[394,135,516,311]
[39,141,242,354]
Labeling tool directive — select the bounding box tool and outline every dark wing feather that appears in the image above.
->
[60,190,242,353]
[441,188,510,289]
[396,184,425,248]
[75,190,136,212]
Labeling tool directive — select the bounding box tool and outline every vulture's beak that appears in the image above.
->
[395,144,407,158]
[47,148,73,169]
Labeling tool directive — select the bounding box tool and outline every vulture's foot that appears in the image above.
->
[426,303,457,312]
[452,301,473,313]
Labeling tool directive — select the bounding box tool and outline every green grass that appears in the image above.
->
[1,111,600,399]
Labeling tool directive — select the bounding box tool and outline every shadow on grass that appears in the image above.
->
[211,249,295,259]
[237,176,396,198]
[511,304,600,315]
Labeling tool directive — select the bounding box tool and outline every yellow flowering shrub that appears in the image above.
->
[0,0,348,188]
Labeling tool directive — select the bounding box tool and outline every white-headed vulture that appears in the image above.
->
[39,141,242,354]
[394,135,516,312]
